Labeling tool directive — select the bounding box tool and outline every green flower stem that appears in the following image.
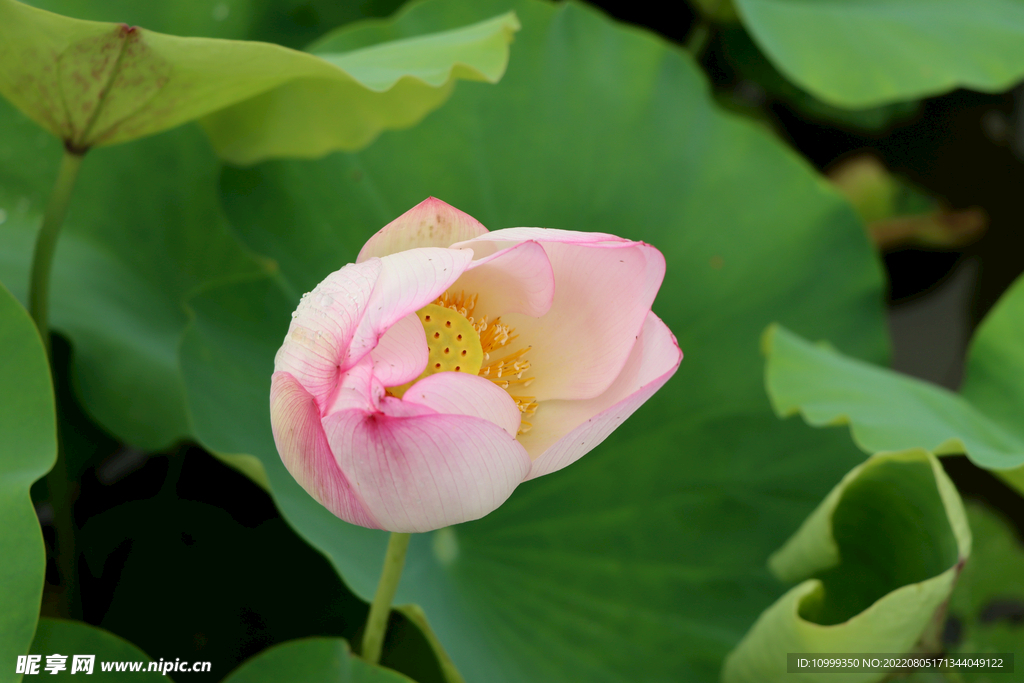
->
[29,149,83,352]
[361,532,412,664]
[31,148,85,620]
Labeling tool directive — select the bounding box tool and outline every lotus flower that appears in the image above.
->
[270,198,681,532]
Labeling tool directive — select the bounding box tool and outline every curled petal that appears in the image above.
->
[357,197,489,262]
[523,311,681,479]
[274,259,380,408]
[270,371,379,528]
[352,247,475,365]
[323,408,531,532]
[453,240,555,318]
[459,229,666,402]
[404,372,522,438]
[325,356,383,416]
[370,312,428,388]
[276,248,472,410]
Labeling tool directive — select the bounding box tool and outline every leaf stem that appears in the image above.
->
[31,148,85,620]
[361,532,412,664]
[29,149,84,353]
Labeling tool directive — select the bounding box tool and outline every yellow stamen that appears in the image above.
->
[390,290,539,436]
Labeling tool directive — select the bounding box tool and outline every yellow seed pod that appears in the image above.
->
[418,304,484,376]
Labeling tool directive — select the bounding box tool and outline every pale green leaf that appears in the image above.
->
[735,0,1024,107]
[763,270,1024,492]
[0,0,518,162]
[961,274,1024,444]
[0,282,55,683]
[724,449,970,683]
[763,322,1024,489]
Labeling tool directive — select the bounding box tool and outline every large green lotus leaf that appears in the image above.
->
[0,0,518,163]
[180,0,889,680]
[222,638,414,683]
[0,283,55,683]
[715,25,921,133]
[723,449,970,682]
[762,278,1024,491]
[27,619,166,681]
[734,0,1024,108]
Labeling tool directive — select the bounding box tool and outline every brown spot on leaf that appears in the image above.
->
[15,23,175,149]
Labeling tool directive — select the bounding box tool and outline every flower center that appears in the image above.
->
[387,291,539,435]
[419,303,484,376]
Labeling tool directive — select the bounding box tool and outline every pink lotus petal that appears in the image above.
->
[370,312,428,388]
[322,408,531,533]
[274,259,381,408]
[453,240,555,318]
[349,247,474,367]
[461,226,627,247]
[357,197,489,262]
[404,372,522,438]
[523,312,681,479]
[463,232,666,402]
[276,248,472,410]
[324,356,383,416]
[270,371,379,528]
